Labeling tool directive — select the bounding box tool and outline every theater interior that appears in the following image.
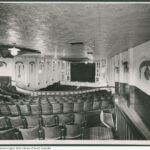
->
[0,2,149,141]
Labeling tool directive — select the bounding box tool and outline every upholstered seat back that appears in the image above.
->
[9,116,24,128]
[42,126,62,140]
[41,115,56,127]
[19,105,30,116]
[19,126,39,140]
[65,124,81,139]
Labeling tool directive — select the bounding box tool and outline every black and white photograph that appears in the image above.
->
[0,1,149,145]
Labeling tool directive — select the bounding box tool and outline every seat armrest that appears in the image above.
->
[22,118,27,128]
[5,117,11,128]
[15,131,20,140]
[55,116,59,125]
[61,128,65,139]
[39,129,44,140]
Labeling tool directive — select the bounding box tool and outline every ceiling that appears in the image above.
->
[0,3,150,59]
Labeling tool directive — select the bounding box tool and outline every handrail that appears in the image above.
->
[115,99,150,140]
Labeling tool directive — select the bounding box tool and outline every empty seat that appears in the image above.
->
[65,124,82,139]
[41,104,52,115]
[30,105,41,115]
[74,113,86,127]
[73,103,83,112]
[41,115,57,127]
[0,105,10,115]
[52,103,63,114]
[18,105,30,116]
[42,126,62,140]
[0,128,18,140]
[25,116,41,128]
[9,116,24,128]
[19,126,40,140]
[92,101,101,110]
[63,103,74,113]
[8,105,20,116]
[83,101,92,111]
[58,114,74,126]
[0,116,9,128]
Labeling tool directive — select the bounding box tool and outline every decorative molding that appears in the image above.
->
[0,61,7,67]
[15,61,24,69]
[122,61,129,72]
[139,60,150,80]
[15,61,23,65]
[29,61,35,65]
[114,66,119,73]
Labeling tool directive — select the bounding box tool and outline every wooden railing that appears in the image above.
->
[115,101,150,140]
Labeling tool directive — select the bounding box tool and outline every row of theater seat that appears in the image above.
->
[0,113,87,129]
[0,100,113,116]
[0,124,85,140]
[5,90,111,103]
[0,110,115,140]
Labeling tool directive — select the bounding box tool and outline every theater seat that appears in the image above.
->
[19,126,40,140]
[74,113,86,127]
[83,101,92,111]
[0,128,19,140]
[0,116,9,128]
[18,105,30,116]
[0,105,10,115]
[41,104,52,115]
[52,103,63,114]
[65,124,83,139]
[63,102,74,113]
[41,115,57,127]
[92,101,101,110]
[24,116,41,128]
[58,114,74,126]
[30,104,41,115]
[73,102,83,112]
[8,105,20,116]
[9,116,24,128]
[42,126,62,140]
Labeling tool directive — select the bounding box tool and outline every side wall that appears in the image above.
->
[0,56,71,90]
[108,40,150,130]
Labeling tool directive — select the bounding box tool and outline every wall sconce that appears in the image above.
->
[114,66,119,73]
[139,60,150,80]
[122,61,129,72]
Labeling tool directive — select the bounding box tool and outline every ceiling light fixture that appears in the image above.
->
[8,43,20,56]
